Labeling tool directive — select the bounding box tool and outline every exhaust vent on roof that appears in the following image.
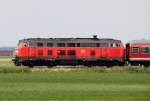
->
[93,35,98,39]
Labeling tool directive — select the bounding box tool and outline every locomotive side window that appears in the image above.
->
[48,50,52,56]
[80,43,97,47]
[96,43,100,47]
[37,42,43,47]
[24,44,27,47]
[77,43,80,47]
[67,43,76,47]
[57,50,66,56]
[47,43,53,47]
[77,43,99,47]
[80,43,88,47]
[23,42,28,47]
[132,47,139,54]
[141,47,150,54]
[57,43,65,47]
[68,50,76,56]
[99,43,108,47]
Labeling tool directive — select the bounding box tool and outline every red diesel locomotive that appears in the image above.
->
[12,35,125,67]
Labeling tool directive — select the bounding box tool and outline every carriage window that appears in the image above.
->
[99,43,108,47]
[57,43,65,47]
[132,47,139,54]
[141,47,150,54]
[57,50,66,56]
[48,50,52,56]
[90,50,96,56]
[67,43,76,47]
[47,43,53,47]
[68,50,76,56]
[37,43,43,47]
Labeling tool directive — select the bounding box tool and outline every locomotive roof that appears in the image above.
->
[21,37,121,43]
[129,39,150,44]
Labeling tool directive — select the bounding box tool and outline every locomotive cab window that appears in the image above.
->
[37,42,44,47]
[111,43,119,48]
[132,47,139,54]
[141,47,150,54]
[23,42,28,47]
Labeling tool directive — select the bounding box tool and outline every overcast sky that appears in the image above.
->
[0,0,150,46]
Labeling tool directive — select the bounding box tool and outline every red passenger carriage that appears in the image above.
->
[126,40,150,66]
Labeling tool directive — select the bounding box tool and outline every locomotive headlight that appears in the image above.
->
[15,50,19,53]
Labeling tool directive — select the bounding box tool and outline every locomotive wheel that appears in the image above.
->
[47,64,55,68]
[84,61,92,67]
[47,61,55,68]
[28,65,34,68]
[14,61,21,66]
[47,66,54,68]
[118,62,125,66]
[28,62,34,68]
[143,64,149,68]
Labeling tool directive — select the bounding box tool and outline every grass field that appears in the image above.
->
[0,60,150,101]
[0,55,12,58]
[0,72,150,101]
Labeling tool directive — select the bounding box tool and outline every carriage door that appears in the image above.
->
[126,43,130,61]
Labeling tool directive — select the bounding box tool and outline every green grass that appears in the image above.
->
[0,61,150,73]
[0,73,150,101]
[0,61,150,101]
[0,55,12,58]
[0,61,30,73]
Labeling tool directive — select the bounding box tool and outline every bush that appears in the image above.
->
[128,66,144,73]
[78,66,150,73]
[0,66,30,73]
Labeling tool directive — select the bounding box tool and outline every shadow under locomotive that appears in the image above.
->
[12,56,125,67]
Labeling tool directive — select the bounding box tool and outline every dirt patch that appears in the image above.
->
[31,67,80,72]
[0,58,11,62]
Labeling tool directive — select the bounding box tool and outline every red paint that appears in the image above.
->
[129,43,150,59]
[16,45,124,59]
